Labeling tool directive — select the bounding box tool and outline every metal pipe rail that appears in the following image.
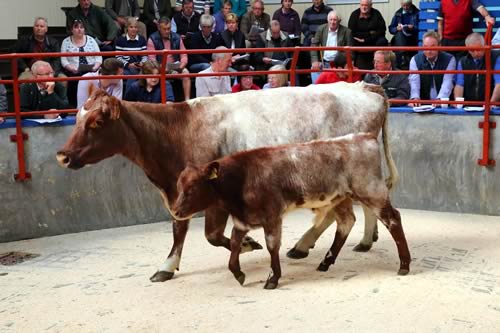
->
[1,24,497,181]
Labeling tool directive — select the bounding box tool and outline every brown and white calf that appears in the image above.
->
[57,82,397,282]
[172,133,411,289]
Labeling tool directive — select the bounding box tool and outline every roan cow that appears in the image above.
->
[56,82,398,282]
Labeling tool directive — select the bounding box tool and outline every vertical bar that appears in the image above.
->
[11,57,30,181]
[478,23,495,166]
[289,48,300,86]
[345,47,353,82]
[160,49,167,104]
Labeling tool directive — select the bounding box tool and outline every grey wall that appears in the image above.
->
[0,112,498,243]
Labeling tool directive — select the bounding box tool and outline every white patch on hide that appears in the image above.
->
[158,255,180,272]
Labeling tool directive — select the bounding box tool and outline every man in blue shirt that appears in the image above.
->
[388,0,419,69]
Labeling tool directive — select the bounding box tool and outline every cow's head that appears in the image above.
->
[56,87,125,169]
[171,162,220,220]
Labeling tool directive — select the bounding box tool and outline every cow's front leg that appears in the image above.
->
[317,199,355,272]
[353,204,378,252]
[287,206,335,259]
[205,207,262,253]
[228,227,248,286]
[263,219,282,290]
[150,219,189,282]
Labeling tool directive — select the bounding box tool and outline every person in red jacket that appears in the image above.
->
[437,0,495,57]
[232,64,261,92]
[315,52,362,84]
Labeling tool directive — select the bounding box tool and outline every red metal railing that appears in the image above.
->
[1,26,498,181]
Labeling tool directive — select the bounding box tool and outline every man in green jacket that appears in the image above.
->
[66,0,118,51]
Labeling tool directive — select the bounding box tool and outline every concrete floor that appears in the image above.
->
[1,208,499,333]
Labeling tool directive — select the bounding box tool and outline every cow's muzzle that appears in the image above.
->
[56,152,70,168]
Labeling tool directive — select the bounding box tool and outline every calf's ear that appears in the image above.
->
[108,96,122,120]
[205,162,220,180]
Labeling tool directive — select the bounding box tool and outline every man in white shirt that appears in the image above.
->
[310,10,352,84]
[195,46,233,97]
[77,58,124,109]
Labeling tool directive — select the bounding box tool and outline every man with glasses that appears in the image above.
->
[20,61,69,119]
[241,0,271,42]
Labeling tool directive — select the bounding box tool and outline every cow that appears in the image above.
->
[171,133,411,289]
[56,81,398,282]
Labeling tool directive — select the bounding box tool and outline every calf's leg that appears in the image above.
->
[228,227,248,286]
[263,219,283,290]
[317,199,356,272]
[205,207,262,253]
[287,203,378,259]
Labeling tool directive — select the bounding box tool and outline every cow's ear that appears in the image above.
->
[108,96,122,120]
[206,162,220,181]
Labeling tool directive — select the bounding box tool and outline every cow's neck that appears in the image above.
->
[119,102,196,201]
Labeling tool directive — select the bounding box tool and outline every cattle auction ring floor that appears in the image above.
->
[1,208,499,332]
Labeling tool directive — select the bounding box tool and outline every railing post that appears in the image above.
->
[345,47,353,82]
[477,23,496,166]
[160,50,167,104]
[10,57,31,181]
[289,47,300,86]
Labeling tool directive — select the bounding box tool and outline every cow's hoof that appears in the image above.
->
[149,270,174,282]
[245,236,263,250]
[398,268,409,276]
[234,272,246,286]
[263,280,278,290]
[373,231,379,243]
[316,262,330,272]
[286,247,309,259]
[353,243,372,252]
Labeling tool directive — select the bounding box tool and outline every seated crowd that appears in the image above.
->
[1,0,500,124]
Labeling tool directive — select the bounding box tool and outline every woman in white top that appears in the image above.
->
[61,19,102,76]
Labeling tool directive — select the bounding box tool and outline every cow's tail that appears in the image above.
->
[363,83,399,190]
[381,94,399,190]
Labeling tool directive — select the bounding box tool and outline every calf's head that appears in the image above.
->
[172,162,220,220]
[56,89,125,169]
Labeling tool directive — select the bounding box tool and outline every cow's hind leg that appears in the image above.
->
[317,199,356,272]
[366,199,411,275]
[205,207,262,252]
[228,227,248,286]
[287,207,334,259]
[263,219,283,290]
[353,204,379,252]
[150,219,189,282]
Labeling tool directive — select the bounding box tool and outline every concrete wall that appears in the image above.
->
[0,112,498,242]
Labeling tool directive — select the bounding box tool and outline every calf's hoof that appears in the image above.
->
[398,268,410,276]
[286,247,309,259]
[353,243,372,252]
[234,272,246,286]
[263,280,278,290]
[149,270,174,282]
[316,262,331,272]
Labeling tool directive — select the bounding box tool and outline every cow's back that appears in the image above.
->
[188,82,386,156]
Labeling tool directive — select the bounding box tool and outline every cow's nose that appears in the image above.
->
[56,152,71,167]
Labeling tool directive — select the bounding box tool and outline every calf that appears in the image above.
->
[172,133,411,289]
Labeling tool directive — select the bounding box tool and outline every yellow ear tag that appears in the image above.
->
[208,168,218,180]
[89,121,98,129]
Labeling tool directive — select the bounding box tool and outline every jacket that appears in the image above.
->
[143,0,173,23]
[363,73,410,105]
[14,35,62,75]
[388,4,419,38]
[310,24,352,63]
[66,3,118,42]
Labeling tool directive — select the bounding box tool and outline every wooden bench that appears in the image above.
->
[418,0,500,44]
